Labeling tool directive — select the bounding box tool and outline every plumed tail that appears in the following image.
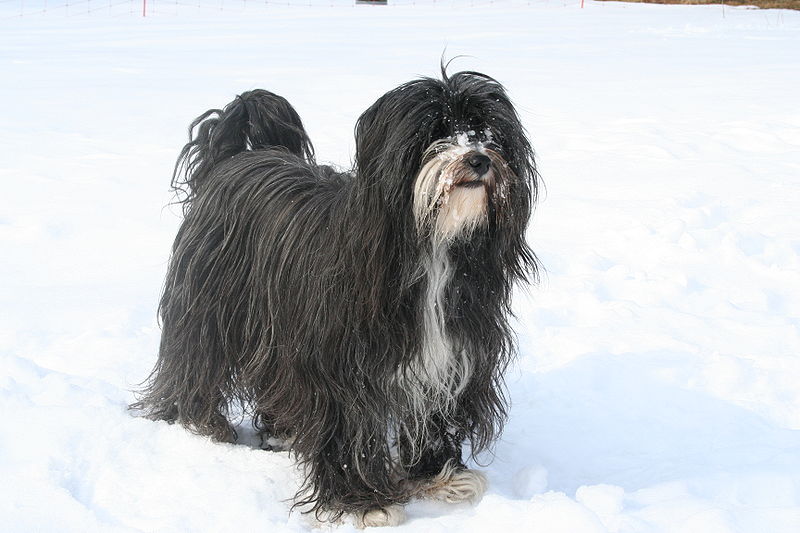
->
[171,89,315,209]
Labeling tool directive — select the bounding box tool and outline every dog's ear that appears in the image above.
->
[354,78,449,208]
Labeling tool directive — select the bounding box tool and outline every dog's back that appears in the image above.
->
[133,91,345,442]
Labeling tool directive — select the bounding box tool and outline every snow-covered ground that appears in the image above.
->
[2,1,800,531]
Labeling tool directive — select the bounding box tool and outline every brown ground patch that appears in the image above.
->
[596,0,799,10]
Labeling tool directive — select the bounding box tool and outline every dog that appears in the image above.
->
[133,67,538,527]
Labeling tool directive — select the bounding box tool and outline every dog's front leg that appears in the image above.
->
[299,417,407,528]
[400,416,487,505]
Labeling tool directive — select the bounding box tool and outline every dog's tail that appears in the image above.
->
[171,89,314,209]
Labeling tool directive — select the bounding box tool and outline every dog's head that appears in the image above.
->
[355,69,537,245]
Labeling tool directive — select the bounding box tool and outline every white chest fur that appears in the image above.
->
[411,246,473,413]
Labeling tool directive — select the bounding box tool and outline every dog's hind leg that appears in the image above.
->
[253,413,294,451]
[181,396,237,443]
[132,321,237,443]
[134,371,236,443]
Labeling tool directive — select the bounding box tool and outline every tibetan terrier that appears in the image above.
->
[133,68,538,527]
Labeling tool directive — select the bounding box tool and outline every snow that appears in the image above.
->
[2,1,800,532]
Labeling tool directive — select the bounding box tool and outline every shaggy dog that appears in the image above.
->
[133,68,538,527]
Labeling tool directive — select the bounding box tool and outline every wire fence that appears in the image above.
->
[0,0,586,19]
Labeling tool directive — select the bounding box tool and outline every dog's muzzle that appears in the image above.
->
[455,152,493,189]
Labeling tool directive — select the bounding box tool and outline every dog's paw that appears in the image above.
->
[259,434,294,452]
[356,505,405,528]
[420,464,487,504]
[307,505,405,529]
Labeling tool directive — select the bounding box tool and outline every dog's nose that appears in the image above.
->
[467,154,491,176]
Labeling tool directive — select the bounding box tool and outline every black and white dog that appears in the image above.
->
[134,68,538,527]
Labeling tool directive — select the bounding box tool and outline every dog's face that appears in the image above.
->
[412,130,513,242]
[354,70,536,245]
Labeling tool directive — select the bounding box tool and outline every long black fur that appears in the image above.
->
[133,69,538,520]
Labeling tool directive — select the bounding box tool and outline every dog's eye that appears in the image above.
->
[484,141,503,154]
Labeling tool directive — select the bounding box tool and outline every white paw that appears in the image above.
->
[356,505,406,528]
[423,464,488,504]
